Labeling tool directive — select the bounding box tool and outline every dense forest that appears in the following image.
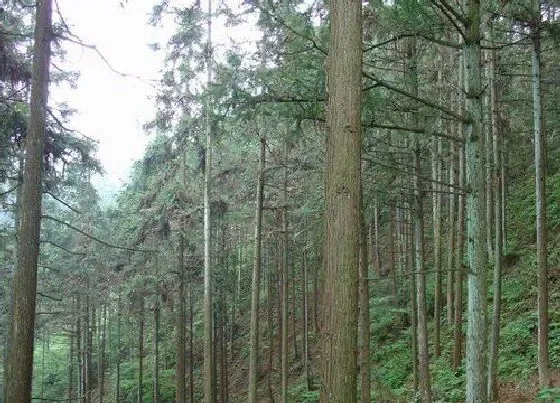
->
[1,0,559,402]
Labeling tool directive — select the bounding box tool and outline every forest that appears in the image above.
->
[0,0,559,402]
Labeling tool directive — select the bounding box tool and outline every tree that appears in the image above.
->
[463,0,489,398]
[5,0,53,401]
[203,0,215,401]
[320,0,362,401]
[531,0,549,389]
[248,135,266,403]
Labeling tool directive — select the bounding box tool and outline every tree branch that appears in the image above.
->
[42,215,159,253]
[363,71,469,123]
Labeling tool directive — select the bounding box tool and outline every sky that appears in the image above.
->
[51,0,261,202]
[52,0,167,197]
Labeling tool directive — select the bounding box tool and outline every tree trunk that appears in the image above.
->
[116,293,121,403]
[432,136,443,358]
[5,0,52,400]
[138,294,145,403]
[359,185,371,403]
[302,235,311,392]
[453,142,466,370]
[248,136,266,403]
[153,299,160,403]
[281,141,289,403]
[188,282,194,403]
[408,208,419,394]
[464,0,489,397]
[320,1,361,400]
[487,36,503,400]
[374,199,382,276]
[532,2,549,388]
[388,203,398,301]
[175,234,186,403]
[100,303,107,403]
[447,146,456,326]
[203,0,215,400]
[266,246,274,402]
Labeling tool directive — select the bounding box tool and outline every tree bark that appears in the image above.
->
[248,136,266,403]
[407,37,432,403]
[320,1,361,400]
[281,141,289,403]
[464,0,489,397]
[138,293,145,403]
[176,236,186,403]
[532,1,549,388]
[359,185,371,403]
[5,0,52,400]
[447,145,456,326]
[432,136,443,358]
[203,0,215,400]
[453,143,466,370]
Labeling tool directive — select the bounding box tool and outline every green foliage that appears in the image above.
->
[537,387,560,402]
[431,358,465,402]
[287,378,319,402]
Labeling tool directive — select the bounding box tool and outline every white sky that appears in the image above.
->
[53,0,166,196]
[51,0,261,201]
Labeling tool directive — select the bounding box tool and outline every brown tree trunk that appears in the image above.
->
[359,185,371,403]
[5,0,52,400]
[447,146,456,326]
[281,142,289,403]
[320,0,362,400]
[453,143,466,370]
[532,2,550,388]
[138,293,145,403]
[248,137,266,403]
[407,37,432,403]
[175,238,186,403]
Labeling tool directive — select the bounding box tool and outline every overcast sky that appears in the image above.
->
[50,1,260,202]
[52,0,167,197]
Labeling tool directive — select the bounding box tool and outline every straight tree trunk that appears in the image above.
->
[138,294,145,403]
[359,185,371,403]
[407,37,432,403]
[175,280,188,398]
[453,143,466,370]
[453,54,466,371]
[487,38,503,400]
[302,236,311,392]
[203,0,215,400]
[100,303,107,403]
[68,323,74,401]
[248,136,266,403]
[266,246,274,402]
[464,0,489,397]
[374,199,382,276]
[5,0,52,400]
[116,293,121,403]
[531,2,549,388]
[320,1,362,400]
[388,203,398,301]
[432,137,443,358]
[153,299,160,403]
[447,146,456,326]
[281,141,289,403]
[408,208,419,393]
[188,282,194,403]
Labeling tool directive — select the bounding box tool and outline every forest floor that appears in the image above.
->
[498,370,560,402]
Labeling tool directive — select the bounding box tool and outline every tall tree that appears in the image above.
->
[248,136,266,403]
[203,0,215,401]
[320,0,362,400]
[463,0,489,398]
[531,0,549,389]
[5,0,53,400]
